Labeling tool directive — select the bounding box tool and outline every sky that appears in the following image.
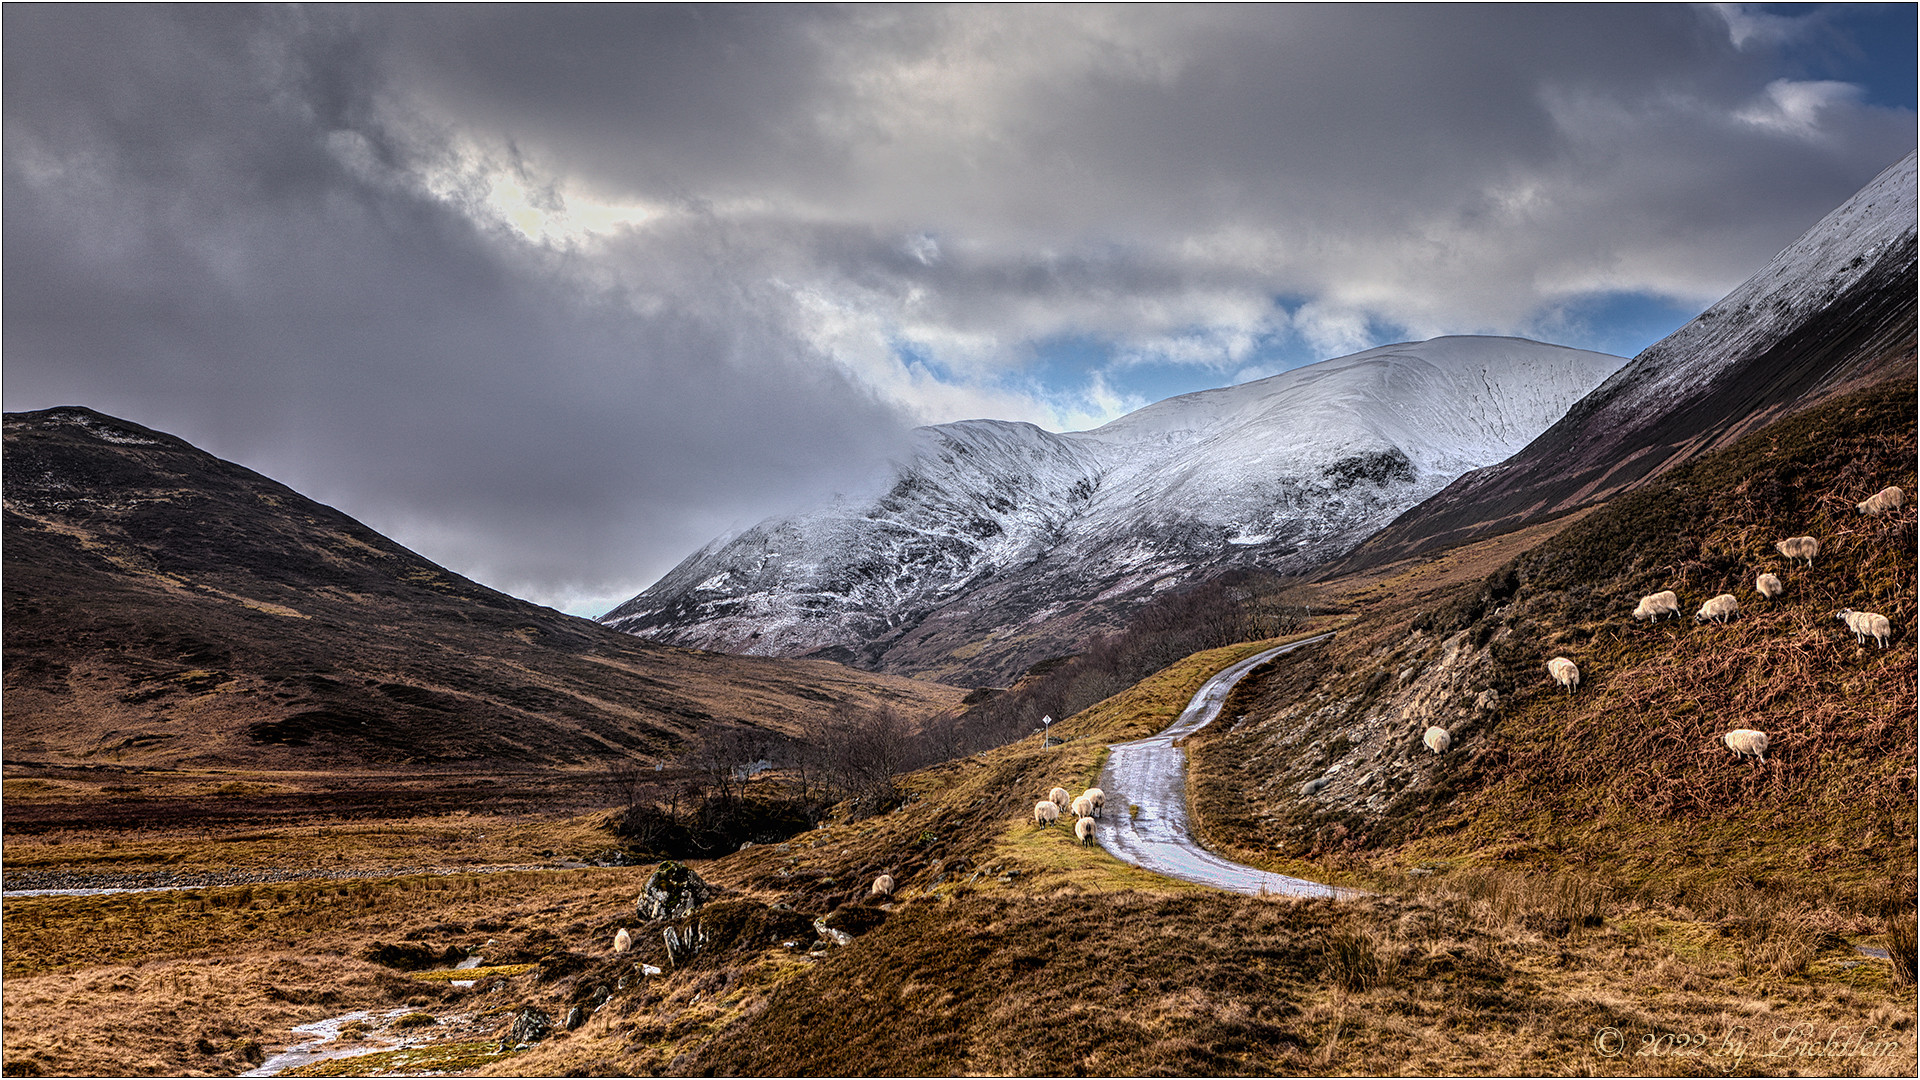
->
[5,4,1914,616]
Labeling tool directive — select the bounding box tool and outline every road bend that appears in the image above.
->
[1092,632,1353,899]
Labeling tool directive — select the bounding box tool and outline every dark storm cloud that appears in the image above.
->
[3,5,910,611]
[4,5,1912,611]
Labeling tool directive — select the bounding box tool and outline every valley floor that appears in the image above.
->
[4,636,1913,1077]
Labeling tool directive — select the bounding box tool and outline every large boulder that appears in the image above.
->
[637,861,714,922]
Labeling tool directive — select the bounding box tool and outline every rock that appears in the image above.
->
[663,923,708,967]
[500,1007,553,1048]
[565,1006,586,1031]
[637,861,714,921]
[813,916,853,947]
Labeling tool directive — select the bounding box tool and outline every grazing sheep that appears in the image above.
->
[1755,573,1783,600]
[1546,657,1580,693]
[1070,794,1094,820]
[613,928,633,953]
[1633,590,1681,622]
[871,874,894,898]
[1724,729,1769,762]
[1774,536,1820,567]
[1083,787,1106,818]
[1033,799,1060,826]
[1049,786,1072,810]
[1835,608,1894,648]
[1423,726,1451,755]
[1074,816,1097,846]
[1857,486,1904,516]
[1695,594,1739,623]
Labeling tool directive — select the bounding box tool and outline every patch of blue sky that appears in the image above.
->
[1526,290,1703,362]
[1763,3,1918,110]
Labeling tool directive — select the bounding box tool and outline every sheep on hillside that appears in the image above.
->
[1070,794,1094,820]
[1724,729,1769,762]
[1835,608,1893,649]
[1049,786,1072,810]
[1083,787,1106,818]
[1547,657,1580,693]
[1775,536,1820,567]
[1695,594,1739,623]
[1755,573,1783,600]
[1423,726,1451,755]
[613,928,633,953]
[1634,590,1681,622]
[1033,800,1060,826]
[1074,816,1097,847]
[1857,486,1904,516]
[871,874,895,898]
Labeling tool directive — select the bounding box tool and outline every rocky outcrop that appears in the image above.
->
[636,861,714,922]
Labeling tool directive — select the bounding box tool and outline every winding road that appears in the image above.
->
[1092,633,1351,899]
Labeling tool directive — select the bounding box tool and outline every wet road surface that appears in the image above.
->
[1093,633,1353,899]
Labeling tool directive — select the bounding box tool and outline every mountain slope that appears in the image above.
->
[604,336,1624,685]
[1,407,965,771]
[1190,378,1915,896]
[1337,149,1918,574]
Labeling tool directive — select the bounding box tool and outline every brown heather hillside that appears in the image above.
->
[2,407,964,783]
[5,626,1913,1076]
[1188,378,1916,908]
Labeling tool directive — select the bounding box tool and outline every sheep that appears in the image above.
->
[1774,536,1820,567]
[1033,799,1060,826]
[1633,590,1681,622]
[1694,593,1739,623]
[1074,816,1097,847]
[1083,787,1106,818]
[1048,786,1072,810]
[1423,725,1451,755]
[1755,573,1783,600]
[1546,657,1580,693]
[1070,794,1094,820]
[1723,729,1769,762]
[1835,608,1893,648]
[613,928,633,953]
[871,873,895,898]
[1857,486,1904,516]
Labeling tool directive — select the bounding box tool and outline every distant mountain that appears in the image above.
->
[1336,150,1918,574]
[603,336,1625,685]
[1,407,964,770]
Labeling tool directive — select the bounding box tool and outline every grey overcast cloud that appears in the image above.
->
[5,4,1914,616]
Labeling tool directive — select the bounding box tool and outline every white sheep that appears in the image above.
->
[1423,726,1451,755]
[613,928,632,953]
[1048,786,1072,810]
[1835,608,1893,648]
[1723,729,1769,762]
[1546,657,1580,693]
[1074,816,1097,847]
[1774,536,1820,567]
[1857,486,1904,516]
[871,873,895,898]
[1633,590,1681,622]
[1083,787,1105,818]
[1070,794,1094,820]
[1033,799,1060,826]
[1695,594,1739,623]
[1755,573,1782,600]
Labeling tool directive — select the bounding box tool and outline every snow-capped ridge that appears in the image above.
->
[601,334,1625,683]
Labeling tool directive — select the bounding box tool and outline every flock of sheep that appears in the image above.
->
[1033,784,1106,846]
[1421,485,1904,770]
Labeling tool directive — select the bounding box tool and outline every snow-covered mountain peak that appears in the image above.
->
[602,334,1624,684]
